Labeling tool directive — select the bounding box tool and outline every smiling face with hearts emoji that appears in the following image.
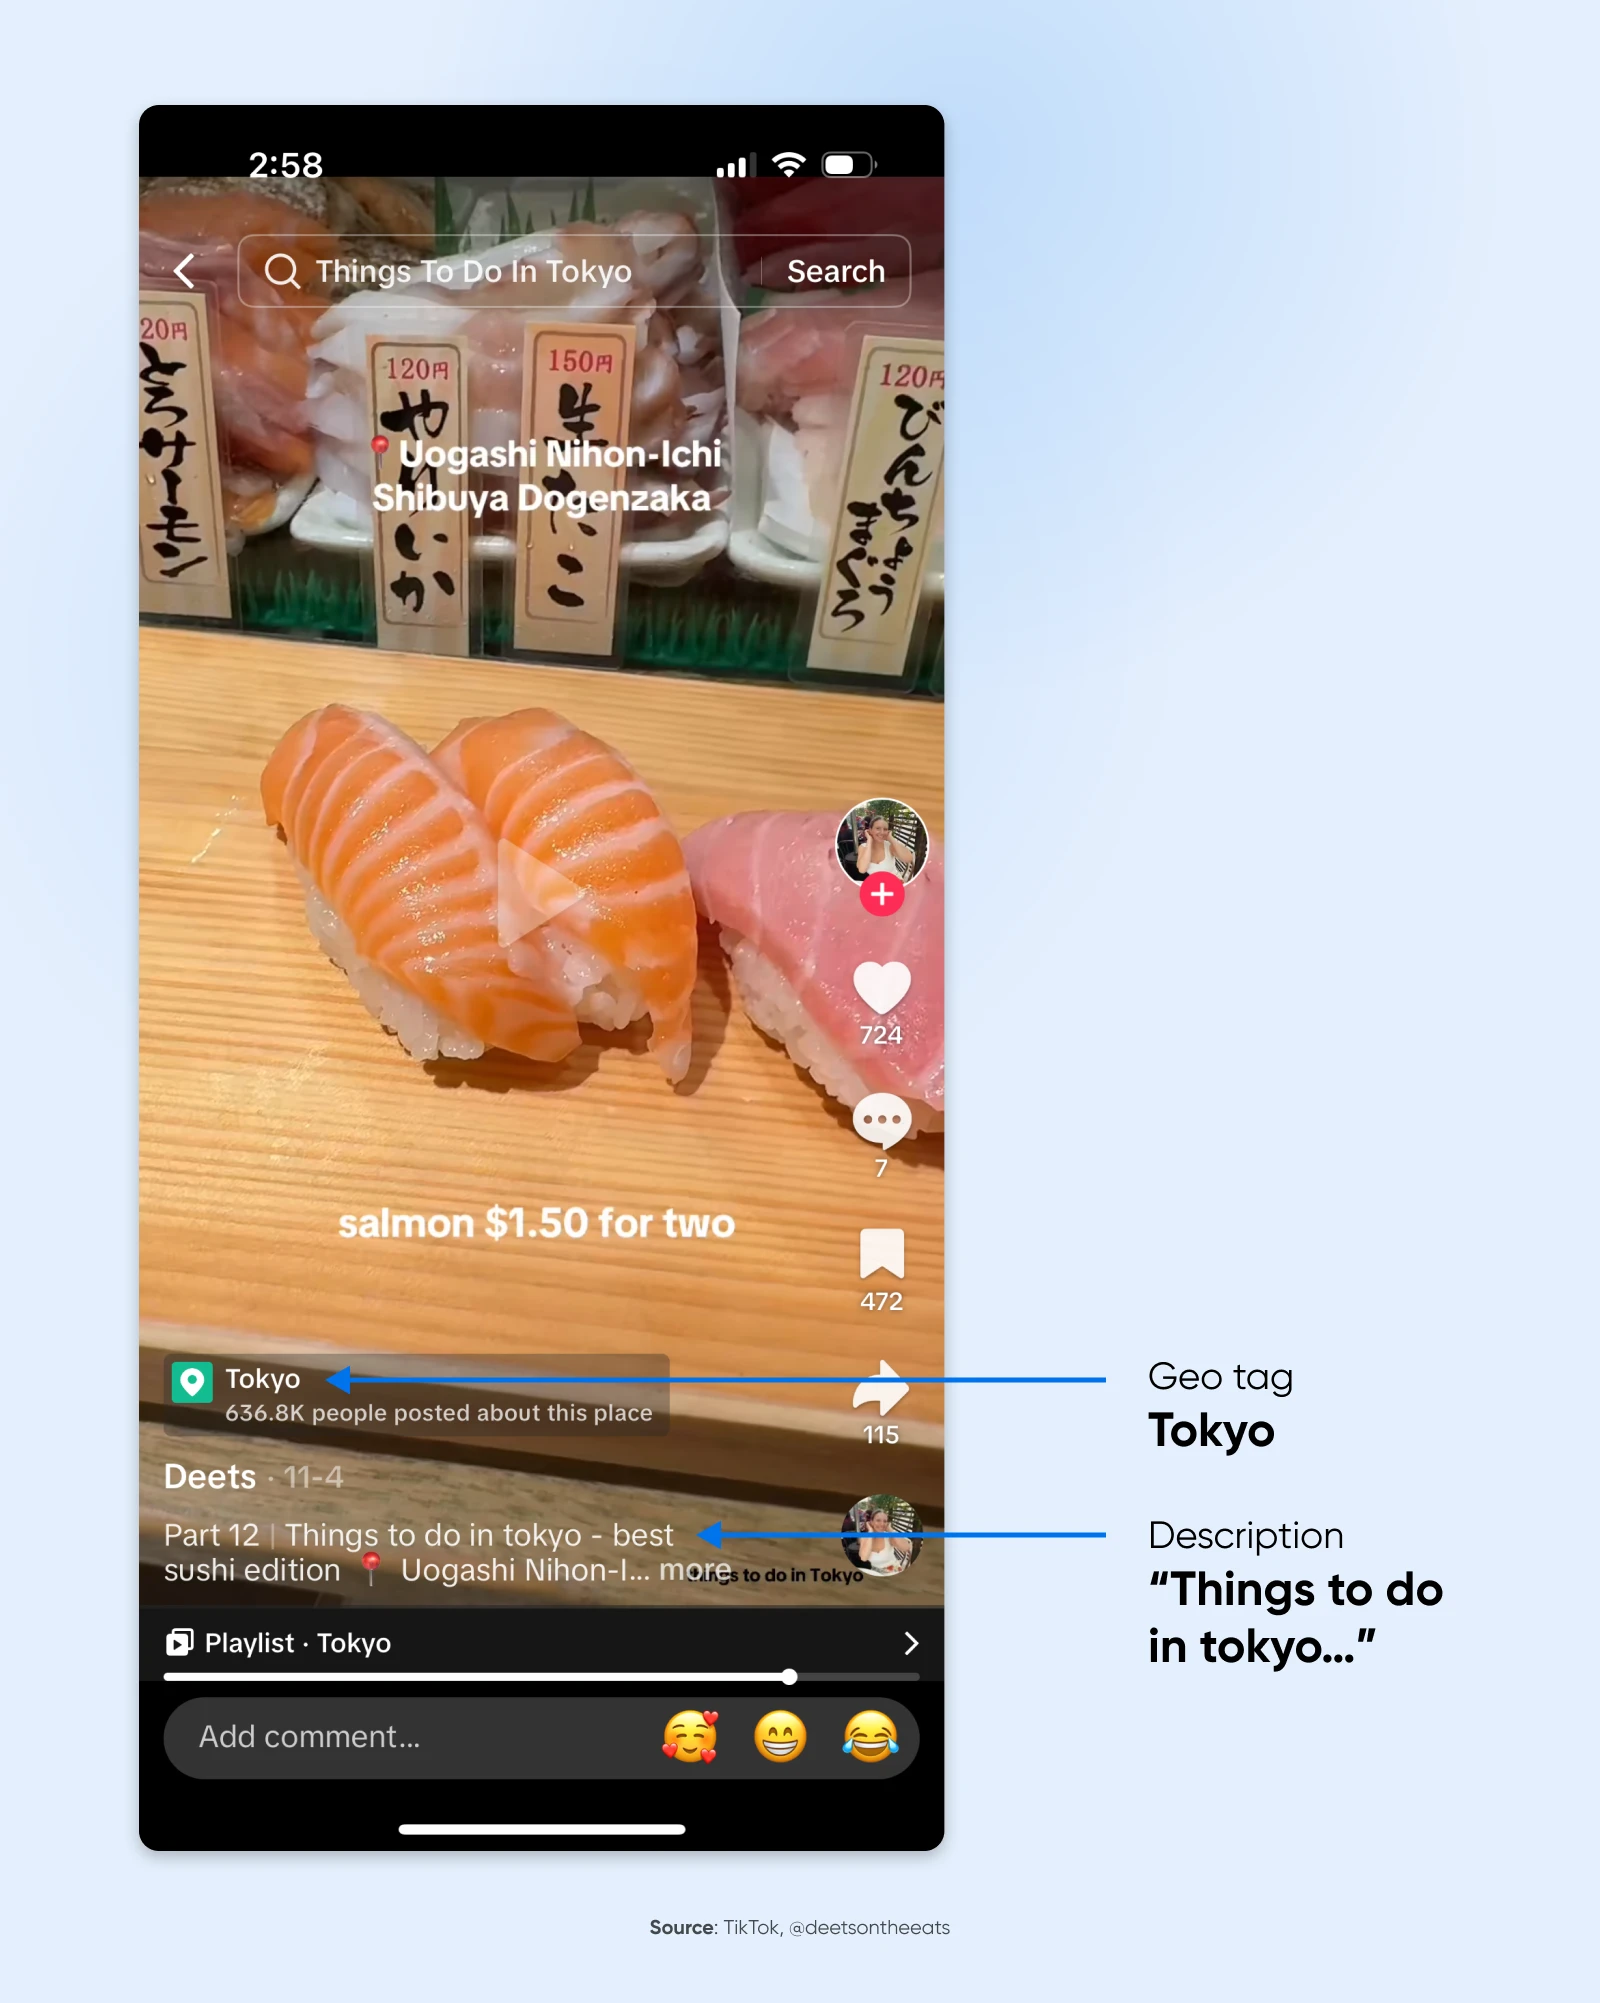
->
[853,961,912,1014]
[662,1709,719,1762]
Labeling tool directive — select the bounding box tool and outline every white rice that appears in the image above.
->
[511,929,648,1033]
[298,869,485,1062]
[721,928,941,1135]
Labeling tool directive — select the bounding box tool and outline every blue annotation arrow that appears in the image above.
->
[326,1369,1102,1392]
[698,1522,1106,1548]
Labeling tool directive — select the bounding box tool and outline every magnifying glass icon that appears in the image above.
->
[263,251,301,289]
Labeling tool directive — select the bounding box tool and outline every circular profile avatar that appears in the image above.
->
[840,1494,924,1576]
[835,798,930,887]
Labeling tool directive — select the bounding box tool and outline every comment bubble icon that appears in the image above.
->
[853,1092,913,1150]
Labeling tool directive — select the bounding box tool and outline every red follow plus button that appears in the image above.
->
[860,873,905,915]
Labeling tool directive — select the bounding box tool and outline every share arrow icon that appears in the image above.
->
[851,1361,909,1416]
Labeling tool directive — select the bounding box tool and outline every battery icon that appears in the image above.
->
[822,152,875,177]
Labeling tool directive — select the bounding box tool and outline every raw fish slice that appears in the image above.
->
[684,811,943,1129]
[139,189,334,527]
[615,212,703,295]
[434,710,698,1084]
[736,270,942,552]
[736,270,944,420]
[262,705,581,1065]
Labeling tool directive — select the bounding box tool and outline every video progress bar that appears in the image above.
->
[797,1670,921,1682]
[402,1824,686,1837]
[164,1668,799,1684]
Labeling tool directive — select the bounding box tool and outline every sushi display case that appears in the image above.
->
[140,164,945,695]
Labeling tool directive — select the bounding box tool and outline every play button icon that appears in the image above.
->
[497,839,584,946]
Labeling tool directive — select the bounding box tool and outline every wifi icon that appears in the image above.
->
[772,151,806,178]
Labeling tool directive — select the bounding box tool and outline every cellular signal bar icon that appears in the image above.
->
[716,154,756,178]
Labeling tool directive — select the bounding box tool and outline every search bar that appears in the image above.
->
[232,232,921,307]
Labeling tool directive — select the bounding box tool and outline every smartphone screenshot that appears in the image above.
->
[138,104,945,1851]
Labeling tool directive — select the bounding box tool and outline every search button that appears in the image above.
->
[263,251,301,290]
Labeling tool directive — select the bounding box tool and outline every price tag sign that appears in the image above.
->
[138,292,232,622]
[806,337,945,678]
[513,324,636,659]
[367,337,470,656]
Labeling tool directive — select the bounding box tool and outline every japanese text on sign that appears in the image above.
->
[513,324,636,659]
[366,337,470,656]
[807,338,945,678]
[138,293,231,622]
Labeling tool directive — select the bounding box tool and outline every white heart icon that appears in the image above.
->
[853,961,912,1015]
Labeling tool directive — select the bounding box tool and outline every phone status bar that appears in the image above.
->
[138,105,946,180]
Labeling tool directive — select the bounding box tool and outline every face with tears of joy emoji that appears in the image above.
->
[663,1710,718,1762]
[842,1710,899,1762]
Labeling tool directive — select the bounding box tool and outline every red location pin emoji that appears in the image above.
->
[363,1550,380,1588]
[370,435,389,454]
[860,873,905,916]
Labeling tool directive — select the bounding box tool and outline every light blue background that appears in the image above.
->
[4,3,1593,1996]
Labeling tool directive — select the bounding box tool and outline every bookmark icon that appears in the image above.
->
[859,1228,906,1280]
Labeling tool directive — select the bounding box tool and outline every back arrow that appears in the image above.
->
[904,1632,920,1656]
[174,254,195,289]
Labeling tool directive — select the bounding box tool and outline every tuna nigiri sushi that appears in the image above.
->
[684,810,943,1132]
[261,705,581,1065]
[434,709,699,1083]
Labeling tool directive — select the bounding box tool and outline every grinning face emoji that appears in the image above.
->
[754,1710,808,1763]
[662,1709,718,1763]
[842,1710,899,1763]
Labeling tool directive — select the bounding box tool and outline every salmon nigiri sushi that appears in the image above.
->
[434,709,698,1083]
[261,705,581,1065]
